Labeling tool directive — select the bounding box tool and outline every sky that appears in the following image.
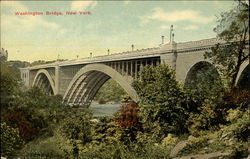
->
[1,0,236,62]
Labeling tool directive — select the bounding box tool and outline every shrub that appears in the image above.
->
[18,133,69,158]
[222,108,250,141]
[3,111,39,141]
[0,122,23,157]
[58,107,93,157]
[134,64,188,135]
[187,100,223,135]
[117,101,140,129]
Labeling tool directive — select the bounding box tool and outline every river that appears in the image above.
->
[90,104,122,117]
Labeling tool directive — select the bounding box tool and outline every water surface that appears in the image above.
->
[90,104,121,117]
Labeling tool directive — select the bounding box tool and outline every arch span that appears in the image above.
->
[184,61,221,88]
[236,60,249,85]
[237,62,250,91]
[32,69,56,95]
[63,64,139,106]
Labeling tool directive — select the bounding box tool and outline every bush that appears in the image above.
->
[222,108,250,141]
[134,64,188,135]
[3,88,67,141]
[4,111,40,141]
[58,107,93,157]
[187,100,223,135]
[0,122,23,157]
[18,133,70,158]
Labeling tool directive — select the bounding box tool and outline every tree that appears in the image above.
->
[3,87,67,142]
[8,60,30,75]
[134,65,188,135]
[0,62,19,107]
[117,101,142,145]
[204,0,249,91]
[94,79,126,104]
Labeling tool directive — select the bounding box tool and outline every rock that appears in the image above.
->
[90,118,100,123]
[170,135,197,157]
[188,135,196,141]
[170,140,187,157]
[247,154,250,159]
[174,151,231,159]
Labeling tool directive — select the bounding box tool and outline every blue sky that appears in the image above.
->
[1,1,236,62]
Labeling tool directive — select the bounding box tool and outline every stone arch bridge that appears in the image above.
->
[20,38,249,106]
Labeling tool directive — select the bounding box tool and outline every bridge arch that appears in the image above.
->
[32,69,56,95]
[184,61,221,87]
[237,61,250,90]
[63,64,139,106]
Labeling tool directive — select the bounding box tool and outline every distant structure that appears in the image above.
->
[0,48,8,61]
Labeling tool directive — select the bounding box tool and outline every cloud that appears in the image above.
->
[71,1,97,11]
[123,1,131,5]
[143,8,214,24]
[183,25,199,30]
[1,1,28,11]
[1,1,61,30]
[2,14,60,30]
[85,22,100,30]
[160,25,169,29]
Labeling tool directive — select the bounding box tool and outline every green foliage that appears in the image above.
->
[187,100,225,135]
[59,107,93,142]
[58,107,93,157]
[161,134,178,147]
[94,79,127,104]
[8,60,30,75]
[184,63,224,106]
[79,143,120,159]
[187,84,249,134]
[0,63,19,107]
[179,106,250,156]
[91,117,119,144]
[178,135,211,156]
[134,64,188,135]
[3,88,67,142]
[222,108,250,141]
[204,1,249,89]
[79,141,171,159]
[0,122,23,157]
[30,59,67,66]
[19,134,67,158]
[229,141,249,159]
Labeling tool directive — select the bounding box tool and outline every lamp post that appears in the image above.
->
[170,25,173,43]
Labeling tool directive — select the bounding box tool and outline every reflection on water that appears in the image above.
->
[90,104,121,117]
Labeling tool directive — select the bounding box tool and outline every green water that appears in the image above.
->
[90,104,121,117]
